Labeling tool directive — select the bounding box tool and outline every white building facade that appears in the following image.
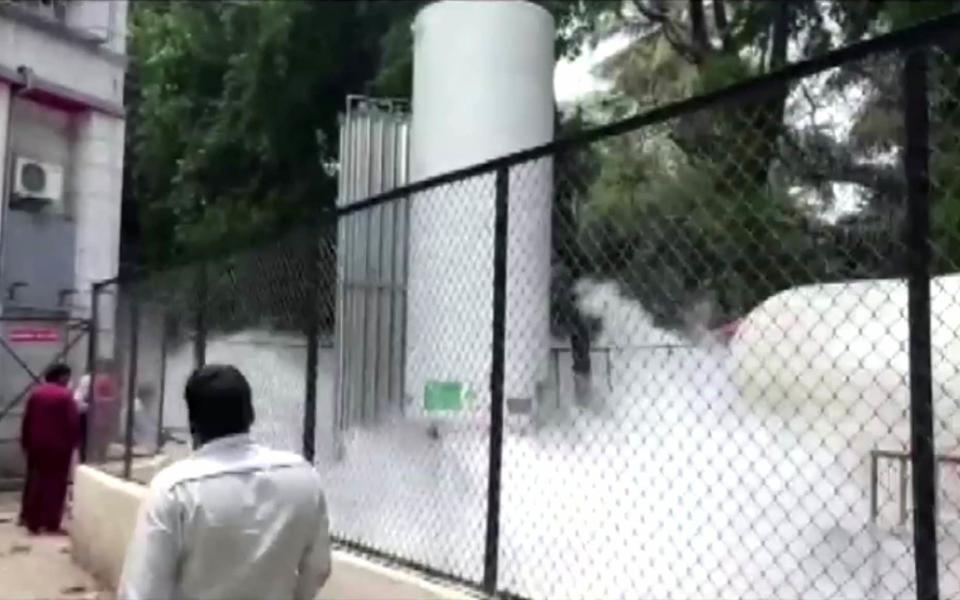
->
[0,0,126,317]
[0,0,127,481]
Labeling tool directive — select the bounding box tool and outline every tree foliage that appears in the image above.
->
[127,0,422,265]
[563,0,960,330]
[126,0,960,338]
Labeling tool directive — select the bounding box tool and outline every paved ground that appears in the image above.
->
[0,493,108,600]
[0,487,464,600]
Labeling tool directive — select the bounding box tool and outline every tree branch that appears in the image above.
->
[630,0,704,64]
[783,132,907,202]
[631,0,669,23]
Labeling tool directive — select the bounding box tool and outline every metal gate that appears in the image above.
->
[0,315,89,486]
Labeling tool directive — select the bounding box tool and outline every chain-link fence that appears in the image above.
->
[90,15,960,599]
[85,224,338,482]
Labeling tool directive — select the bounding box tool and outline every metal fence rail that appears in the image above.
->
[91,14,960,600]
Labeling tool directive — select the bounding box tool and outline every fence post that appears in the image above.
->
[904,48,939,600]
[303,232,321,463]
[83,282,101,464]
[156,313,169,451]
[123,293,140,480]
[194,262,208,368]
[483,166,508,595]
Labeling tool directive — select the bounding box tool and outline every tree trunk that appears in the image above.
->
[551,110,595,407]
[569,307,593,407]
[770,0,790,69]
[713,0,732,52]
[727,0,792,190]
[688,0,710,58]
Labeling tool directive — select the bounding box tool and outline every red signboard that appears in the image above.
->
[8,328,61,343]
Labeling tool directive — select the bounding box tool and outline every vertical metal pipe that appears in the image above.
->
[935,460,941,524]
[83,282,101,463]
[338,109,354,429]
[0,84,27,297]
[397,123,411,411]
[123,295,139,480]
[193,262,207,368]
[357,112,372,422]
[870,450,879,524]
[904,48,939,600]
[333,220,346,439]
[337,113,347,207]
[370,114,386,416]
[901,455,910,526]
[339,216,353,432]
[358,224,368,425]
[383,116,398,407]
[333,111,350,442]
[361,111,378,421]
[483,167,509,595]
[155,312,168,452]
[303,231,321,463]
[349,213,364,425]
[553,349,561,409]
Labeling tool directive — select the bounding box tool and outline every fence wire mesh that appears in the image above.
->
[498,48,920,600]
[90,28,960,600]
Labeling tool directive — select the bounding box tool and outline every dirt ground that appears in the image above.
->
[0,493,108,600]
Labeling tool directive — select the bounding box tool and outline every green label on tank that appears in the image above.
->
[424,380,464,412]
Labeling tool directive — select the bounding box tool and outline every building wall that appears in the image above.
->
[0,2,127,476]
[67,0,129,55]
[9,97,73,211]
[0,25,123,109]
[73,110,124,321]
[0,1,126,320]
[0,82,10,246]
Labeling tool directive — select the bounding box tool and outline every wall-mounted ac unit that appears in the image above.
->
[11,157,64,212]
[64,0,112,43]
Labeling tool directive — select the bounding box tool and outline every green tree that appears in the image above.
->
[125,0,609,264]
[565,1,960,330]
[127,0,421,266]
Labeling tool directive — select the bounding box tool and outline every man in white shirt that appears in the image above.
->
[118,365,331,600]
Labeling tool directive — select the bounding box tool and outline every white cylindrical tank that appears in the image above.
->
[730,274,960,453]
[406,0,554,416]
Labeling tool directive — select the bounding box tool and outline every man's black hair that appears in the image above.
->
[184,364,255,444]
[44,363,72,383]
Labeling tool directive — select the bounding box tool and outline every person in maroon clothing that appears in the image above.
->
[19,363,81,534]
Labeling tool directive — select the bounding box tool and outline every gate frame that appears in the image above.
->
[0,313,91,481]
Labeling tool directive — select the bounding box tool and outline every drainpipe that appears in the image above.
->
[0,66,34,317]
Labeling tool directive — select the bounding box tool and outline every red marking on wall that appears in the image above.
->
[8,328,61,343]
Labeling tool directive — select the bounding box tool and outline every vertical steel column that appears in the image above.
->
[156,313,169,451]
[123,295,140,480]
[483,167,509,595]
[904,48,939,600]
[303,231,321,463]
[83,282,101,463]
[870,451,879,524]
[193,262,208,368]
[359,110,373,422]
[901,457,911,527]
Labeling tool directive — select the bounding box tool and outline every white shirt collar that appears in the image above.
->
[194,432,253,456]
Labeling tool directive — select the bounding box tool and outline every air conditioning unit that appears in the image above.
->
[65,0,112,43]
[11,157,65,212]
